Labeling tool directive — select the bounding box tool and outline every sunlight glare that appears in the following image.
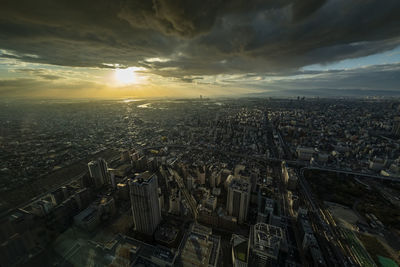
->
[115,67,139,84]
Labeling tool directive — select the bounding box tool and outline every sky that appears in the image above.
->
[1,0,400,99]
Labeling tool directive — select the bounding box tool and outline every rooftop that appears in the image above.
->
[229,177,250,192]
[232,235,248,263]
[251,223,283,259]
[131,171,156,185]
[122,235,176,264]
[74,207,98,223]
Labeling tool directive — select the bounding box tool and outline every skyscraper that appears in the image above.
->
[249,223,284,266]
[180,223,221,267]
[257,187,274,224]
[129,171,161,235]
[231,234,249,267]
[88,158,109,189]
[226,177,251,224]
[392,117,400,137]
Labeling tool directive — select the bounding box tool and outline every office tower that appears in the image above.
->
[281,161,289,185]
[209,170,221,188]
[226,177,251,224]
[249,223,284,266]
[287,168,298,191]
[129,171,161,235]
[107,168,117,189]
[197,165,205,185]
[169,188,181,215]
[131,151,139,162]
[186,175,195,191]
[0,233,28,266]
[180,223,221,267]
[136,155,148,171]
[231,234,249,267]
[120,150,130,162]
[250,169,259,192]
[296,147,315,161]
[257,187,274,224]
[234,165,246,176]
[158,188,164,211]
[392,117,400,137]
[88,158,109,189]
[203,195,217,211]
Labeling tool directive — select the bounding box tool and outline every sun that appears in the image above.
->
[115,67,138,84]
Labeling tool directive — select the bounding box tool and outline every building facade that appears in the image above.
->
[249,223,284,266]
[88,158,109,189]
[129,171,161,235]
[226,177,251,224]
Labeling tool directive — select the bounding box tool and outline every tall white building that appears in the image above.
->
[226,177,251,224]
[88,158,109,189]
[129,171,161,235]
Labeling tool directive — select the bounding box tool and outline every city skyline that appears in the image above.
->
[1,2,400,266]
[1,0,400,99]
[1,98,400,266]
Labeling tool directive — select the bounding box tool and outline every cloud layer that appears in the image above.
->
[0,0,400,97]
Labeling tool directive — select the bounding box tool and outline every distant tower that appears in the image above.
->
[88,158,109,189]
[392,117,400,137]
[129,171,161,235]
[226,177,251,224]
[200,95,203,100]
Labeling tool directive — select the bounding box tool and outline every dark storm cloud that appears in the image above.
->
[0,0,178,67]
[13,69,62,80]
[291,0,328,21]
[0,0,400,78]
[183,0,400,73]
[118,0,223,38]
[119,0,301,38]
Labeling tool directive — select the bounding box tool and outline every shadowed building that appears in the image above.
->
[180,223,221,267]
[231,234,249,267]
[226,177,251,224]
[392,116,400,137]
[249,223,284,266]
[129,171,161,235]
[88,158,109,189]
